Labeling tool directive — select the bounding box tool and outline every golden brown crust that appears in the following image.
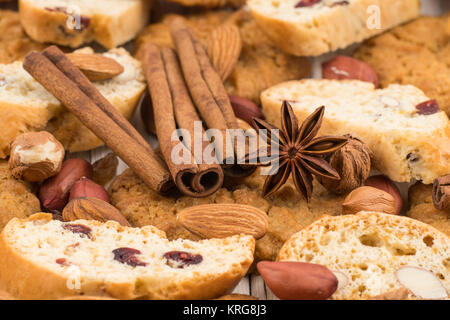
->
[0,162,40,232]
[215,294,258,300]
[0,10,45,64]
[134,9,310,103]
[109,168,346,263]
[354,14,450,115]
[407,182,450,236]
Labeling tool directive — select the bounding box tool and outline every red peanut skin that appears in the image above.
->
[229,95,265,126]
[365,175,403,214]
[39,159,93,211]
[322,56,379,88]
[69,177,110,203]
[257,261,338,300]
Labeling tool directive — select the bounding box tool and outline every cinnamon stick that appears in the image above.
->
[23,48,173,194]
[142,43,223,197]
[161,48,224,194]
[170,18,255,178]
[169,18,231,164]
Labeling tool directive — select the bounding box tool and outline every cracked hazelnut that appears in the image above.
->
[318,135,372,195]
[9,131,65,182]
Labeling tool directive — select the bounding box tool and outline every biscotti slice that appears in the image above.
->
[261,79,450,184]
[19,0,151,49]
[0,213,255,300]
[247,0,421,56]
[0,47,146,157]
[278,212,449,300]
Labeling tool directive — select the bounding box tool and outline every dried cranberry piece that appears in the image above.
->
[45,6,90,31]
[415,99,440,115]
[331,1,349,7]
[63,224,92,239]
[164,251,203,268]
[112,248,147,267]
[56,258,71,267]
[295,0,321,8]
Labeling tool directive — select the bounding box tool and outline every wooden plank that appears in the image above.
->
[250,274,267,300]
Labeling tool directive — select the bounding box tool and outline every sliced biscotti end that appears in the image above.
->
[19,0,151,49]
[248,0,421,56]
[261,79,450,184]
[0,213,255,300]
[278,212,449,300]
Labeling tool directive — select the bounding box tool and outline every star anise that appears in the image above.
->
[247,102,348,199]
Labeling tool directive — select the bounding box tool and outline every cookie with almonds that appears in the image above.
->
[247,102,348,199]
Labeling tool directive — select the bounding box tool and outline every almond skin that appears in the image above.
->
[257,261,338,300]
[69,177,110,203]
[62,197,130,227]
[39,159,93,211]
[206,23,242,81]
[177,204,268,239]
[66,53,124,81]
[365,175,403,214]
[322,56,379,88]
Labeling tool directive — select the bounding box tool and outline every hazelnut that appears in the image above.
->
[342,186,396,215]
[365,175,403,214]
[9,131,65,182]
[318,135,372,195]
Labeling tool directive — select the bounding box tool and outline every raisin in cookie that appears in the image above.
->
[0,10,46,64]
[354,14,450,115]
[407,182,450,237]
[109,169,347,263]
[134,9,311,103]
[0,161,40,231]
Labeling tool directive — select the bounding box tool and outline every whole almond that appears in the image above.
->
[62,197,130,227]
[257,261,338,300]
[342,186,396,215]
[66,53,124,81]
[39,159,93,211]
[229,95,265,126]
[177,204,268,239]
[322,56,379,88]
[69,177,110,203]
[206,24,242,81]
[365,175,403,214]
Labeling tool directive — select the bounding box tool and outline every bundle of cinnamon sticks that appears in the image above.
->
[141,18,255,197]
[22,19,254,198]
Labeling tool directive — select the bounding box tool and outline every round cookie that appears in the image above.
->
[354,14,450,115]
[407,182,450,236]
[108,168,346,264]
[134,9,311,103]
[0,161,41,231]
[0,10,46,64]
